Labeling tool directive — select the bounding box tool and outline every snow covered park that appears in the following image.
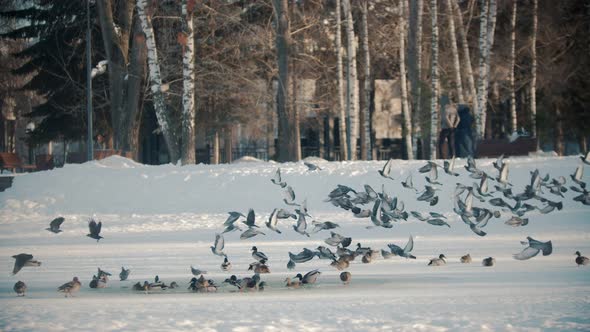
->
[1,155,589,331]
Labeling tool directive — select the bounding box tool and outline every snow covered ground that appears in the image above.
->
[0,155,589,331]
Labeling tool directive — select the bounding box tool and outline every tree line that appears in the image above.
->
[0,0,588,163]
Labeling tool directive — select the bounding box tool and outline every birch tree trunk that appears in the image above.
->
[343,0,358,160]
[530,0,538,139]
[180,0,196,165]
[509,0,517,134]
[400,0,414,160]
[408,0,424,158]
[475,0,489,139]
[481,0,496,138]
[359,0,371,160]
[445,0,463,103]
[137,0,180,163]
[453,0,477,110]
[430,0,439,160]
[335,0,348,161]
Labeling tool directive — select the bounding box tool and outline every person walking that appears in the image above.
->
[438,103,460,159]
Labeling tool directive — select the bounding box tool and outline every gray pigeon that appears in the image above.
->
[266,208,282,234]
[283,186,297,206]
[293,211,310,237]
[243,209,258,228]
[289,248,316,263]
[46,217,65,233]
[14,281,26,296]
[505,216,528,227]
[312,220,340,233]
[304,161,322,171]
[87,219,103,241]
[513,236,553,260]
[12,253,41,275]
[271,168,287,188]
[211,233,225,256]
[387,235,416,259]
[240,228,266,240]
[378,159,395,180]
[224,211,245,227]
[119,267,131,281]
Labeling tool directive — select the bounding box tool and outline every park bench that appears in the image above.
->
[476,137,538,158]
[0,152,37,173]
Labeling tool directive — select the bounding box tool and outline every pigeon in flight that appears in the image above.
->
[210,233,225,256]
[443,156,460,176]
[87,219,103,241]
[243,209,258,228]
[271,168,287,188]
[304,161,322,171]
[378,159,395,180]
[46,217,65,233]
[12,253,41,275]
[266,208,282,234]
[387,235,416,259]
[240,227,266,240]
[293,211,310,237]
[513,236,552,260]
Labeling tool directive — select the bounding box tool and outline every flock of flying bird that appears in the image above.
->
[9,154,590,297]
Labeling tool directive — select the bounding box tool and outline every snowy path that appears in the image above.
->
[0,156,589,331]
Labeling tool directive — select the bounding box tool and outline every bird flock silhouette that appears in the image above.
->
[9,152,590,297]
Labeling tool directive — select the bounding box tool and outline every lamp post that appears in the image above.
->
[86,0,93,162]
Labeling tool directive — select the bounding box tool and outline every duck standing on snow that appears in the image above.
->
[460,254,472,263]
[482,257,496,267]
[575,251,589,266]
[251,246,268,262]
[428,254,447,266]
[14,281,27,296]
[58,277,81,297]
[295,269,321,285]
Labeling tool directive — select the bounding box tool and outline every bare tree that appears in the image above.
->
[96,0,145,156]
[273,0,299,162]
[445,0,463,103]
[399,0,413,159]
[408,0,424,158]
[509,0,517,134]
[335,0,348,161]
[180,0,195,165]
[530,0,537,140]
[137,0,179,162]
[359,0,371,160]
[430,0,439,159]
[342,0,358,160]
[475,0,488,139]
[453,0,477,111]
